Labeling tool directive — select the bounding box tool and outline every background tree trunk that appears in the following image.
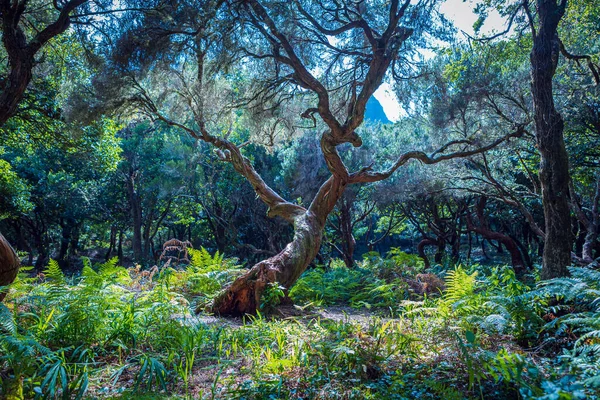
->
[105,226,118,261]
[126,173,144,262]
[531,0,572,279]
[466,198,527,273]
[339,199,356,269]
[417,237,438,269]
[58,219,73,266]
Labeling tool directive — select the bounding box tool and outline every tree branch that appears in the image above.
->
[349,125,526,184]
[558,38,600,85]
[150,109,306,224]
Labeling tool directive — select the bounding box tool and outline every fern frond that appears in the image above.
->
[0,303,16,335]
[98,257,119,275]
[443,266,478,303]
[44,259,65,285]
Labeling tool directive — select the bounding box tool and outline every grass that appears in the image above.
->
[0,250,598,399]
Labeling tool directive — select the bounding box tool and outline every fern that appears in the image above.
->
[538,267,600,336]
[538,267,600,307]
[189,247,226,273]
[534,266,600,392]
[0,303,15,335]
[182,248,242,308]
[444,266,478,304]
[44,259,65,285]
[438,266,482,321]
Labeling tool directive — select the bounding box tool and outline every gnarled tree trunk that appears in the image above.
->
[0,232,20,302]
[211,212,324,315]
[126,171,144,262]
[466,198,527,274]
[210,173,344,316]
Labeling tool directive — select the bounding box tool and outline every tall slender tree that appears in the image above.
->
[469,0,600,277]
[529,0,572,278]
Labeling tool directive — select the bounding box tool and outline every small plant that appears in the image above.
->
[260,282,285,312]
[182,247,243,309]
[290,255,413,309]
[169,325,201,395]
[133,354,168,393]
[37,348,91,400]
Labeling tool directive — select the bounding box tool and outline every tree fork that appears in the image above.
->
[143,0,525,315]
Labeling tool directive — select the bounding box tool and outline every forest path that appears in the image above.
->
[185,305,391,329]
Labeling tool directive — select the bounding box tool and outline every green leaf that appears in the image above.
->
[465,330,476,344]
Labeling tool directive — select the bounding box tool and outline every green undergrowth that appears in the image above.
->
[289,249,426,309]
[1,249,599,399]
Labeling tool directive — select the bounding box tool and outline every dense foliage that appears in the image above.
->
[1,0,600,398]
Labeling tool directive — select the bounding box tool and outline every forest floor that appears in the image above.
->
[1,252,597,399]
[86,303,545,399]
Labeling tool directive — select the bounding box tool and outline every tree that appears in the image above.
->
[471,0,600,277]
[0,0,91,124]
[529,0,572,278]
[0,0,98,297]
[0,118,121,268]
[87,0,524,315]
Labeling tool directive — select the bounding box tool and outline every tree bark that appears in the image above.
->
[417,237,438,269]
[576,176,600,264]
[0,232,20,302]
[434,239,446,264]
[58,218,73,264]
[337,198,356,269]
[105,226,117,261]
[117,230,124,263]
[530,0,572,279]
[32,228,49,270]
[211,211,324,315]
[510,232,534,269]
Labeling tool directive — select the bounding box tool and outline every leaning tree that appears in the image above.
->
[91,0,524,315]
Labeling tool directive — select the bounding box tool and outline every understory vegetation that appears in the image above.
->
[2,250,599,399]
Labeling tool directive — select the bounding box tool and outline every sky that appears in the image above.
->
[374,0,506,122]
